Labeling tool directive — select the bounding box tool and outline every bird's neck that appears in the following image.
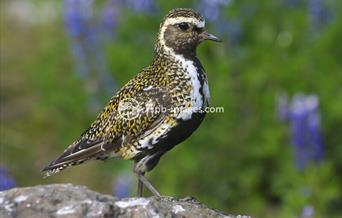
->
[153,43,198,64]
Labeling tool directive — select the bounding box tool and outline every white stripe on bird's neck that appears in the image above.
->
[158,17,208,121]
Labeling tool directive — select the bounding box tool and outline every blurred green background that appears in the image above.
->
[1,0,341,217]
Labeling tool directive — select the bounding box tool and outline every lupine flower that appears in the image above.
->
[306,97,324,162]
[197,0,232,22]
[308,0,332,34]
[63,0,116,112]
[63,0,92,78]
[278,94,324,170]
[0,165,16,191]
[196,0,242,45]
[301,205,314,218]
[101,0,123,39]
[112,172,132,198]
[126,0,156,13]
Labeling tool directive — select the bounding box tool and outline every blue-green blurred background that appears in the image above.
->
[1,0,341,217]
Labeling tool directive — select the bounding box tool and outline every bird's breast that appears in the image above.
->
[169,54,210,121]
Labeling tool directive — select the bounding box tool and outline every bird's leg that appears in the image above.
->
[134,160,144,196]
[137,172,144,197]
[133,160,161,197]
[136,173,161,197]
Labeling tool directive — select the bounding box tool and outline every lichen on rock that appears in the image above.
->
[0,184,251,218]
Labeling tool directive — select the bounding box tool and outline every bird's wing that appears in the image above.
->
[42,85,173,176]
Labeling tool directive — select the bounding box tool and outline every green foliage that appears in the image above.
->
[1,0,341,217]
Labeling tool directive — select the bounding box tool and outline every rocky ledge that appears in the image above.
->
[0,184,251,218]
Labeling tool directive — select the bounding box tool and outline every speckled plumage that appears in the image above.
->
[43,8,220,196]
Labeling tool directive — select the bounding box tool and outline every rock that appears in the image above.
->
[0,184,251,218]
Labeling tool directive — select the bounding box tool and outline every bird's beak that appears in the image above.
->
[200,31,221,42]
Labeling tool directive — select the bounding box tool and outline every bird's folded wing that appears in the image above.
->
[42,87,173,176]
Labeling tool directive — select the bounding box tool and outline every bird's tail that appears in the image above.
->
[42,139,106,178]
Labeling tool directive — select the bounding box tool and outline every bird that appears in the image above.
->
[42,8,221,197]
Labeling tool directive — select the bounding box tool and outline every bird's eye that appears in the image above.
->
[178,22,189,31]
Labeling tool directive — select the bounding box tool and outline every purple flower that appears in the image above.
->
[278,94,324,170]
[63,0,116,112]
[0,166,16,191]
[287,94,324,170]
[196,0,242,44]
[112,172,132,198]
[197,0,232,22]
[63,0,93,38]
[306,97,324,162]
[301,205,314,218]
[126,0,156,13]
[101,0,123,38]
[63,0,96,79]
[308,0,332,34]
[290,95,309,169]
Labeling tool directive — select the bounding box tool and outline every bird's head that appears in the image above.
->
[157,8,221,57]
